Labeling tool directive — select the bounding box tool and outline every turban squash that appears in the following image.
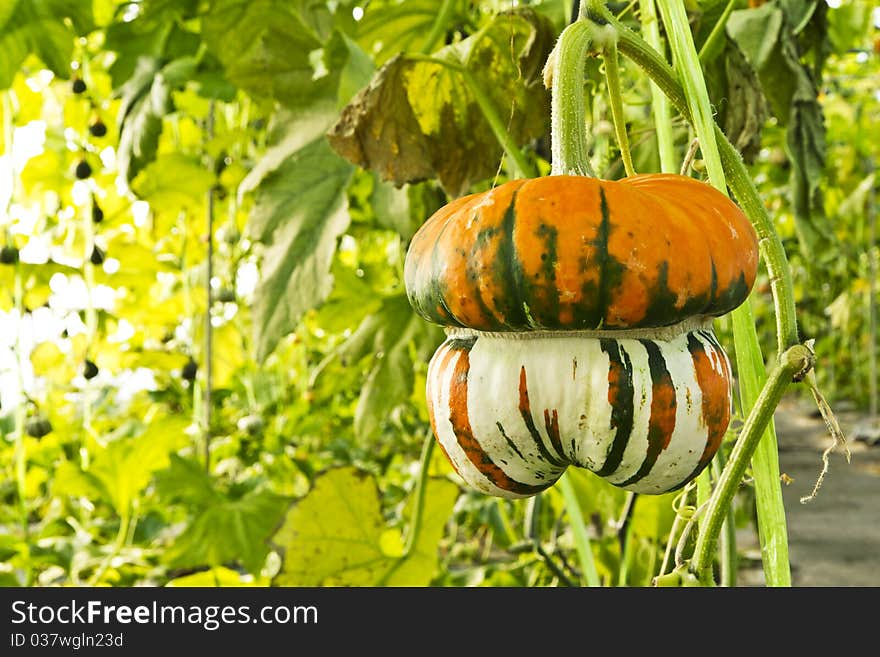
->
[404,174,759,498]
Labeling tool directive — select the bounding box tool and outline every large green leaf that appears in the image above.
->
[131,153,214,217]
[115,57,174,186]
[272,467,457,586]
[165,489,288,574]
[202,0,333,109]
[157,455,289,574]
[0,0,95,88]
[53,417,190,514]
[328,7,554,197]
[355,0,463,65]
[240,110,354,361]
[345,295,426,441]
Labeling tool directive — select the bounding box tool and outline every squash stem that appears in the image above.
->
[655,0,793,587]
[549,20,597,177]
[584,3,803,586]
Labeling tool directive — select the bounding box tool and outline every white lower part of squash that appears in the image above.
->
[426,327,731,498]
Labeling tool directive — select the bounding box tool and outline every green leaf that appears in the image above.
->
[115,57,174,186]
[166,566,269,587]
[131,153,214,216]
[328,7,554,196]
[155,455,221,508]
[335,294,431,442]
[103,20,198,88]
[0,0,95,88]
[272,467,457,586]
[242,110,354,361]
[356,0,461,65]
[369,175,418,239]
[165,487,289,574]
[827,0,874,53]
[89,417,191,513]
[202,0,333,109]
[52,461,105,501]
[562,468,627,524]
[629,493,676,540]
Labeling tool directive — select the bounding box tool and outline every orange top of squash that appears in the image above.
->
[404,174,759,331]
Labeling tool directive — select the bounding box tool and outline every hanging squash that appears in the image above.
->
[404,174,759,497]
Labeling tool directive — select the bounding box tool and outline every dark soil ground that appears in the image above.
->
[737,396,880,587]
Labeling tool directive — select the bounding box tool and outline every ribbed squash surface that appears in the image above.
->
[405,174,759,331]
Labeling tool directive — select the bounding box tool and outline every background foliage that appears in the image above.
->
[0,0,877,587]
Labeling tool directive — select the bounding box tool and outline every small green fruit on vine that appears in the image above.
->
[75,159,92,179]
[72,77,87,94]
[237,414,264,435]
[25,416,53,438]
[0,245,19,265]
[181,357,198,382]
[83,359,99,380]
[89,119,107,138]
[89,245,105,266]
[215,287,236,303]
[216,223,241,245]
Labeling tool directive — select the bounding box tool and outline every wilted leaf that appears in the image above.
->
[721,38,767,163]
[328,8,554,197]
[272,467,457,586]
[727,1,831,257]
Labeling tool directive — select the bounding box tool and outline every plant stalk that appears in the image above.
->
[558,473,601,587]
[376,432,436,585]
[203,101,215,471]
[638,0,676,173]
[602,40,635,176]
[656,0,726,190]
[420,0,455,55]
[691,344,812,584]
[698,0,737,64]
